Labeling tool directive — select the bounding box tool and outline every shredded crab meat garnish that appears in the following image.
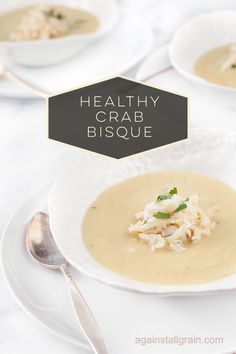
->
[128,189,216,252]
[9,6,73,41]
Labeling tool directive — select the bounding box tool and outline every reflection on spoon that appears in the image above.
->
[26,212,108,354]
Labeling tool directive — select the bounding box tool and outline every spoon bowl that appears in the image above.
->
[26,212,67,268]
[26,212,108,354]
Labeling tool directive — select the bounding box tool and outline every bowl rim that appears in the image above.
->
[0,0,119,46]
[169,9,236,93]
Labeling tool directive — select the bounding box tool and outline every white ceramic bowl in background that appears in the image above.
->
[0,0,119,66]
[48,128,236,296]
[169,10,236,108]
[0,8,153,97]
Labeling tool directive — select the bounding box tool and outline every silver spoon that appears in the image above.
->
[26,212,108,354]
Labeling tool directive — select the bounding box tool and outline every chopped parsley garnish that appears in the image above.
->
[174,202,187,213]
[156,187,177,202]
[169,187,177,195]
[56,13,64,20]
[46,8,65,20]
[153,211,170,219]
[154,193,189,219]
[174,198,189,213]
[157,195,170,201]
[231,64,236,69]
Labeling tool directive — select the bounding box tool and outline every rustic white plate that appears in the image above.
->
[2,182,236,354]
[48,128,236,296]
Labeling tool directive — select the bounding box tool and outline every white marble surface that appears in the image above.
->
[1,1,236,353]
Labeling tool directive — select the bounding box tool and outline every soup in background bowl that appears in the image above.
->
[0,4,100,42]
[195,44,236,89]
[0,0,118,66]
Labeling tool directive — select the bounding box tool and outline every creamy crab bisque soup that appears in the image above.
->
[195,44,236,88]
[82,171,236,285]
[0,5,99,41]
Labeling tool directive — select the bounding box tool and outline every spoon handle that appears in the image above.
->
[61,264,108,354]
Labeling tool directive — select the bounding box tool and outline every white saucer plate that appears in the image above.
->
[48,128,236,296]
[2,182,236,354]
[0,8,153,98]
